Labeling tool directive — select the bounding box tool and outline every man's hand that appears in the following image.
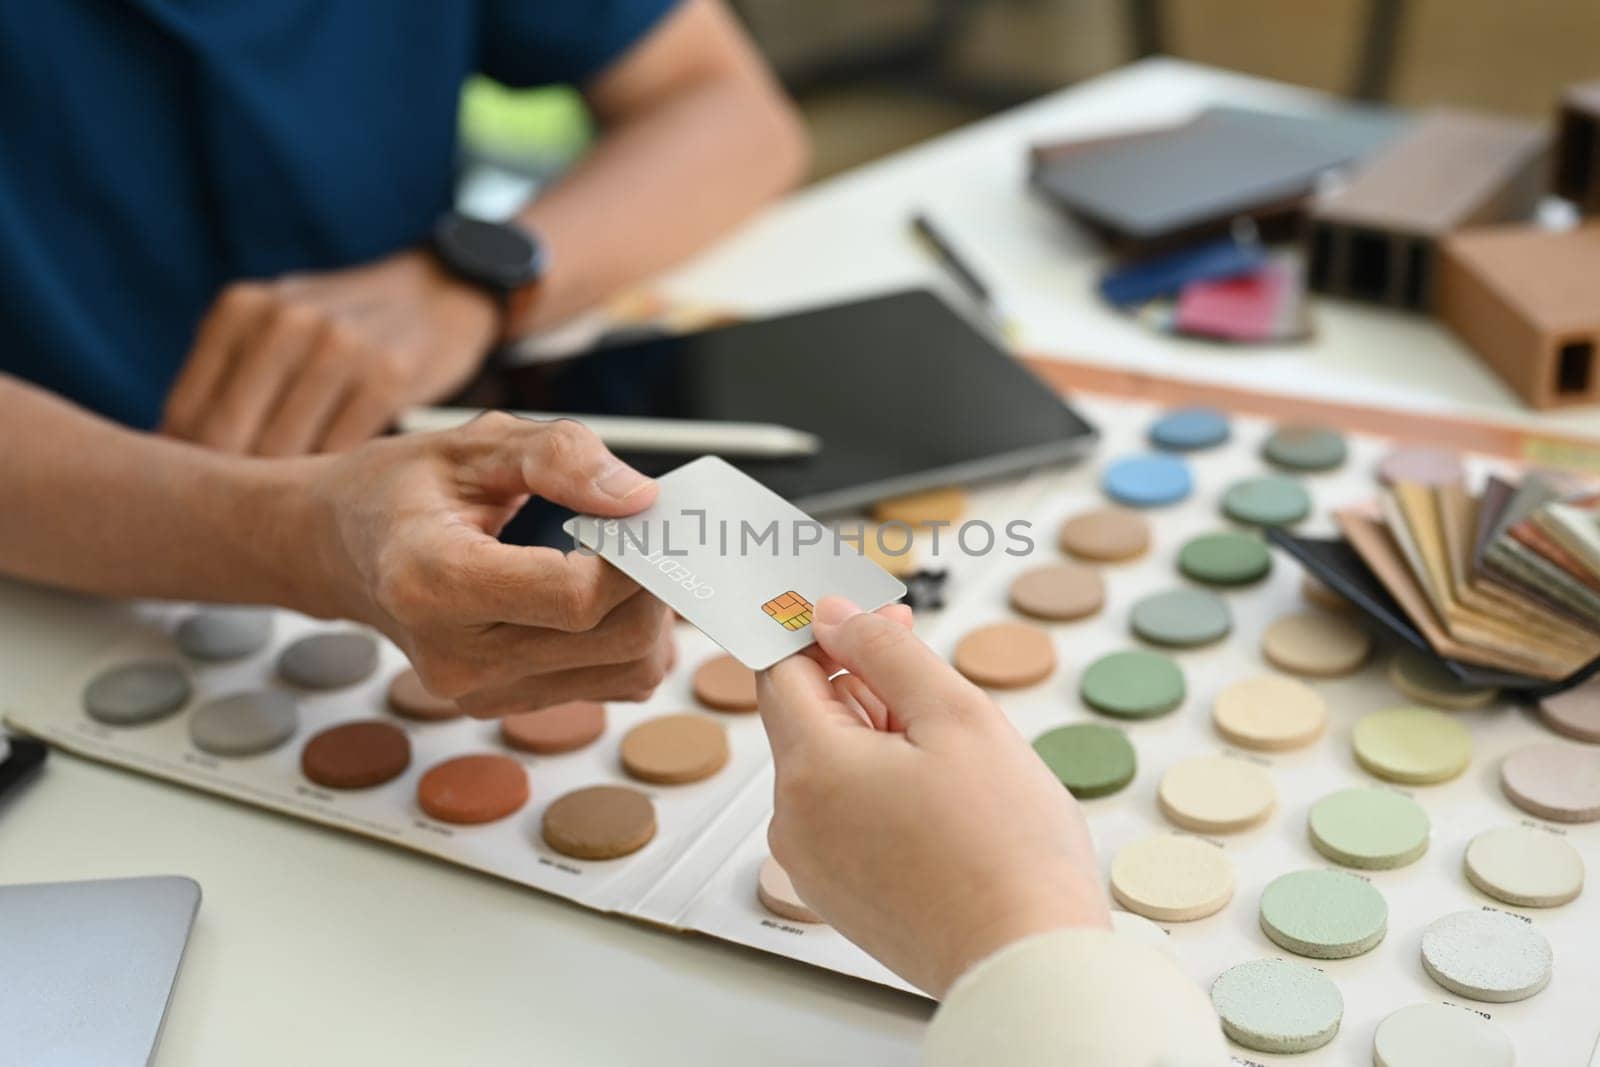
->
[162,251,497,456]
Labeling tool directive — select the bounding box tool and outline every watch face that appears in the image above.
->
[435,213,542,291]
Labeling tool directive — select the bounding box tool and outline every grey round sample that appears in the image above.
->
[83,660,192,725]
[1211,958,1342,1054]
[188,690,299,757]
[277,631,380,690]
[1420,909,1553,1003]
[175,607,275,662]
[1372,1003,1514,1067]
[1130,588,1232,647]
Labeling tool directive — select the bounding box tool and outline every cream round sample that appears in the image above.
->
[1212,674,1327,751]
[953,621,1056,689]
[175,607,275,662]
[1007,562,1105,622]
[1110,834,1233,921]
[188,690,298,757]
[1308,787,1430,869]
[1157,755,1274,833]
[1211,958,1342,1055]
[1465,825,1585,907]
[1261,611,1371,677]
[757,856,823,924]
[1500,742,1600,822]
[1420,909,1553,1003]
[1372,1003,1514,1067]
[83,660,191,725]
[1538,679,1600,742]
[1353,706,1472,784]
[277,631,379,690]
[1388,649,1495,710]
[1259,868,1388,959]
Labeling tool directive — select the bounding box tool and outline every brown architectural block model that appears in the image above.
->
[1436,223,1600,409]
[1555,79,1600,214]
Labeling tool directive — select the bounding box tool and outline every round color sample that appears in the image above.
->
[1259,868,1388,959]
[859,522,919,578]
[1108,911,1170,954]
[1212,674,1327,751]
[175,607,274,662]
[418,753,530,825]
[1308,787,1430,870]
[1177,531,1272,586]
[82,660,191,726]
[541,785,657,860]
[1538,679,1600,743]
[188,690,298,757]
[277,631,380,691]
[1353,707,1473,785]
[1032,723,1137,799]
[1109,834,1233,922]
[1465,825,1585,907]
[954,622,1056,689]
[1129,588,1232,648]
[1148,407,1230,451]
[1377,447,1465,488]
[1262,611,1371,677]
[1388,649,1495,710]
[1211,958,1342,1055]
[386,668,462,722]
[301,720,411,789]
[1222,475,1312,528]
[1008,562,1106,622]
[692,654,758,712]
[871,486,966,526]
[620,714,729,785]
[1101,454,1193,508]
[1262,424,1348,472]
[1080,650,1185,719]
[1157,755,1274,833]
[757,856,823,924]
[1372,1002,1514,1067]
[1059,507,1150,562]
[1500,742,1600,823]
[1420,909,1553,1003]
[1300,573,1353,613]
[500,700,607,755]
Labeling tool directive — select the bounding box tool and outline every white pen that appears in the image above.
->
[396,407,821,459]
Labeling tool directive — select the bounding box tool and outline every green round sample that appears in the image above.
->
[1262,425,1348,471]
[1222,475,1312,527]
[1309,787,1431,869]
[1032,723,1137,798]
[1080,650,1186,719]
[1212,958,1343,1054]
[1178,531,1272,586]
[1259,868,1388,959]
[1130,588,1232,647]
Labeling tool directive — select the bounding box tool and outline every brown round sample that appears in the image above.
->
[1300,574,1353,613]
[386,668,461,722]
[692,654,758,712]
[500,701,607,755]
[859,522,919,577]
[301,720,412,790]
[871,486,966,526]
[620,713,729,785]
[1059,507,1151,562]
[417,753,530,824]
[757,856,823,924]
[953,621,1056,689]
[1262,612,1371,677]
[1008,562,1106,622]
[541,785,657,860]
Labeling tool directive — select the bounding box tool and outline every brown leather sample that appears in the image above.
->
[1555,79,1600,214]
[1307,110,1548,311]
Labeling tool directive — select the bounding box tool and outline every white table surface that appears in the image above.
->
[2,58,1594,1067]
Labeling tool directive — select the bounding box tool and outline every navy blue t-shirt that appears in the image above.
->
[0,0,676,428]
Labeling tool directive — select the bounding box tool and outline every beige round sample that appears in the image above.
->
[1059,507,1151,562]
[1158,755,1276,833]
[1387,649,1496,710]
[619,714,730,785]
[757,856,823,924]
[953,621,1056,689]
[692,654,758,712]
[541,785,657,860]
[1300,574,1353,613]
[871,486,966,526]
[857,522,919,577]
[1261,612,1371,677]
[1212,674,1327,751]
[1500,743,1600,823]
[386,668,462,722]
[1110,834,1234,922]
[1007,562,1105,622]
[1464,825,1585,908]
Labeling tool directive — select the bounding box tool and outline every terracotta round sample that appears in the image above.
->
[1109,834,1233,922]
[1500,742,1600,823]
[1177,531,1271,586]
[1157,755,1274,833]
[82,660,192,726]
[1308,787,1430,869]
[188,690,298,757]
[301,720,411,789]
[277,631,380,690]
[757,856,823,924]
[418,753,529,825]
[1261,424,1348,472]
[1377,447,1465,488]
[1259,868,1388,959]
[1007,562,1105,622]
[1129,588,1231,648]
[1080,650,1185,719]
[1372,1003,1514,1067]
[1538,679,1600,743]
[175,607,275,662]
[1222,475,1312,527]
[1148,406,1230,451]
[1465,825,1585,907]
[1300,573,1353,613]
[501,700,607,755]
[386,668,461,722]
[541,785,656,860]
[1100,453,1193,508]
[1261,611,1371,677]
[1387,649,1496,710]
[871,486,966,526]
[1420,909,1553,1003]
[692,654,758,712]
[1032,723,1137,799]
[953,622,1056,689]
[1212,674,1327,751]
[1212,958,1342,1055]
[1353,707,1473,785]
[620,713,729,785]
[1059,507,1150,562]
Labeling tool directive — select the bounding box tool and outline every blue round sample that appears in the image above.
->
[1148,407,1231,451]
[1101,454,1194,508]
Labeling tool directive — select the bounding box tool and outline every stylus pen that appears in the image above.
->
[911,210,993,311]
[397,408,821,458]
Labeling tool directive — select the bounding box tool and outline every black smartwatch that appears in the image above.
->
[430,210,546,341]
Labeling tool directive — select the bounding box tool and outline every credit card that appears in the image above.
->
[564,456,907,670]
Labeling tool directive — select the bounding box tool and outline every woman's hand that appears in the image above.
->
[758,598,1108,997]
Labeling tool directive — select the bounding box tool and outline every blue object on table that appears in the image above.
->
[1148,407,1231,451]
[1101,454,1194,507]
[1098,238,1266,308]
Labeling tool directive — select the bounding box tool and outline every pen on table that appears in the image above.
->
[397,408,821,459]
[909,210,1017,339]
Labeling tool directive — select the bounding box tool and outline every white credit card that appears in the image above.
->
[564,456,906,670]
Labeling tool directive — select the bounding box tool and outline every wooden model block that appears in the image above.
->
[1308,110,1548,311]
[1436,224,1600,409]
[1554,79,1600,214]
